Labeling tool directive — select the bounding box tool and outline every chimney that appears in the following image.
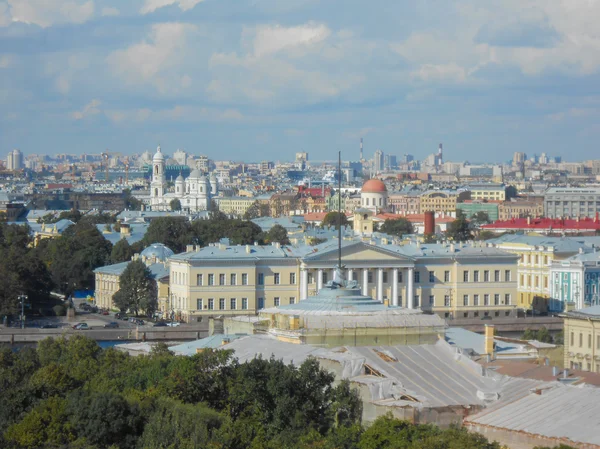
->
[552,366,559,376]
[484,324,495,359]
[563,368,569,379]
[186,245,194,252]
[246,244,251,254]
[450,243,455,252]
[527,216,531,225]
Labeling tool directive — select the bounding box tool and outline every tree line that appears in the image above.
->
[0,336,572,449]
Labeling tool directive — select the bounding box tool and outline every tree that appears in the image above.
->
[471,211,491,226]
[243,201,261,220]
[322,212,349,230]
[170,198,182,211]
[259,203,271,217]
[123,189,143,211]
[265,225,290,245]
[113,260,157,316]
[446,211,474,241]
[110,239,134,264]
[380,218,414,237]
[505,185,518,200]
[142,217,192,253]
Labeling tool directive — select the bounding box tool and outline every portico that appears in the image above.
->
[300,242,416,308]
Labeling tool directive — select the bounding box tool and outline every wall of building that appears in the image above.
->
[564,316,600,373]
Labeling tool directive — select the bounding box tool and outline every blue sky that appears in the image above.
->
[1,0,600,163]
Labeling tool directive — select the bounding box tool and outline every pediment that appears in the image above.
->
[303,242,413,263]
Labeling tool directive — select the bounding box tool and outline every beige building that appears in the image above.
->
[419,190,458,214]
[498,199,544,220]
[216,197,256,217]
[388,191,421,214]
[93,244,172,314]
[563,306,600,373]
[469,183,506,201]
[167,237,519,322]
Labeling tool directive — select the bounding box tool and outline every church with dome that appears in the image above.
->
[149,145,217,212]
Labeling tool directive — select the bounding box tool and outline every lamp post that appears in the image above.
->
[18,294,28,329]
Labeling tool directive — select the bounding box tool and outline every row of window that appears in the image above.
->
[195,272,295,286]
[463,270,511,283]
[520,254,550,265]
[521,274,549,289]
[570,332,600,349]
[196,297,296,310]
[418,294,511,307]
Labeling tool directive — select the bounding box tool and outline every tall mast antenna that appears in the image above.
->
[338,150,342,270]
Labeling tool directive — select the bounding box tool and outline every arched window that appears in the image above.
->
[155,165,158,175]
[363,214,368,220]
[379,198,382,206]
[154,188,158,196]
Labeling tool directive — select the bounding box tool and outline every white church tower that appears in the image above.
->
[150,145,166,208]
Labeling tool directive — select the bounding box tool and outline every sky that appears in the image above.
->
[1,0,600,163]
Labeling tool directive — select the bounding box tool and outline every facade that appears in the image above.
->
[167,238,519,322]
[419,190,458,214]
[489,235,591,311]
[544,187,600,218]
[93,243,173,313]
[150,146,214,212]
[217,197,256,217]
[562,305,600,372]
[498,199,544,220]
[456,201,499,222]
[550,251,600,311]
[388,191,421,214]
[469,183,505,201]
[360,179,388,213]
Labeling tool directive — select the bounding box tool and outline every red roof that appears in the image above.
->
[373,213,454,223]
[482,217,600,231]
[362,179,387,193]
[303,212,352,222]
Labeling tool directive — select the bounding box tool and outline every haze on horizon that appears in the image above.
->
[1,0,599,162]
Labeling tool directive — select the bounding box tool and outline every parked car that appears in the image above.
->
[101,310,109,316]
[166,321,181,327]
[153,321,168,327]
[119,315,129,321]
[73,323,91,330]
[41,323,58,329]
[104,322,119,329]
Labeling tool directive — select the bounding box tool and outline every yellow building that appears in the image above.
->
[168,237,519,322]
[419,190,458,214]
[563,306,600,373]
[33,219,75,246]
[469,183,506,201]
[216,197,256,217]
[93,243,172,314]
[488,235,589,311]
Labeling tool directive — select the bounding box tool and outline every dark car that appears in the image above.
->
[119,315,129,321]
[104,322,119,329]
[41,323,58,329]
[153,321,168,327]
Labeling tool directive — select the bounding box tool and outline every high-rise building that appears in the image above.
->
[6,149,23,171]
[373,150,384,173]
[173,149,188,165]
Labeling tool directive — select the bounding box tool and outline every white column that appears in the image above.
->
[317,269,323,291]
[407,267,414,309]
[377,268,384,302]
[300,268,308,300]
[362,268,369,296]
[392,268,399,307]
[347,269,353,282]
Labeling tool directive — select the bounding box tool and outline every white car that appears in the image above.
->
[166,321,181,327]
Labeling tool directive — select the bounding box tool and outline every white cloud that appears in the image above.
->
[411,63,467,83]
[105,105,244,124]
[250,22,331,57]
[140,0,205,14]
[106,22,197,94]
[101,7,119,16]
[45,53,91,95]
[71,99,101,120]
[5,0,94,28]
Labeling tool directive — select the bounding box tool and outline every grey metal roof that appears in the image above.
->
[140,243,174,261]
[566,305,600,318]
[93,261,169,280]
[445,327,532,357]
[169,334,247,355]
[170,243,292,261]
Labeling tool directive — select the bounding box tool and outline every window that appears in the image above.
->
[589,334,592,348]
[414,295,419,307]
[219,274,225,286]
[274,297,280,307]
[484,294,490,306]
[484,270,490,282]
[474,271,480,282]
[570,332,574,346]
[444,295,450,307]
[197,299,203,310]
[505,294,511,305]
[474,294,479,306]
[257,298,264,309]
[579,333,583,347]
[219,298,225,310]
[196,274,203,286]
[258,273,264,285]
[474,311,479,317]
[367,271,373,283]
[505,270,511,282]
[463,295,469,306]
[494,294,500,305]
[444,271,450,282]
[208,298,214,310]
[289,297,296,305]
[322,272,328,284]
[290,273,296,285]
[242,273,248,285]
[208,274,215,286]
[241,298,248,310]
[308,272,314,284]
[429,271,435,283]
[230,298,237,310]
[494,270,500,282]
[429,295,435,306]
[230,274,237,286]
[414,271,420,283]
[398,271,403,283]
[463,271,469,282]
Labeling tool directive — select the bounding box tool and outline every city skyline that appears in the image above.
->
[1,1,600,160]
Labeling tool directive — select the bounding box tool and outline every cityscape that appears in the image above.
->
[1,1,600,449]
